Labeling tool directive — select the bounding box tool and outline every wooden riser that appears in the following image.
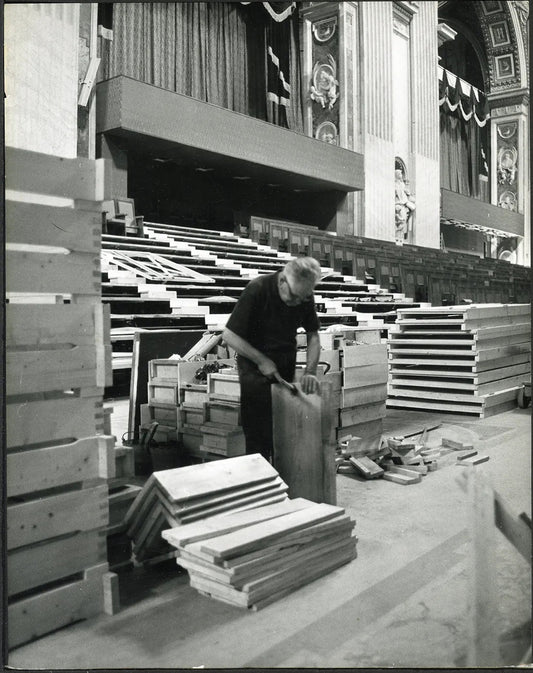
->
[8,530,107,598]
[6,389,104,449]
[7,484,108,551]
[340,383,387,408]
[8,563,110,650]
[7,435,115,497]
[388,362,530,383]
[339,402,386,427]
[387,386,519,417]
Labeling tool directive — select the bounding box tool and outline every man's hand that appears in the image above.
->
[301,373,320,395]
[258,357,278,379]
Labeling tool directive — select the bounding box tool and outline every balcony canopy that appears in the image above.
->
[96,76,364,193]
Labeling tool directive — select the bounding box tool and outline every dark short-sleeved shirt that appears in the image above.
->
[226,271,320,359]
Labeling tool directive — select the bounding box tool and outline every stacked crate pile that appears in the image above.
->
[296,329,387,450]
[142,358,237,461]
[200,372,246,460]
[387,304,531,417]
[5,148,117,649]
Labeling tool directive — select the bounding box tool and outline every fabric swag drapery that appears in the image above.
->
[106,2,303,131]
[439,67,490,202]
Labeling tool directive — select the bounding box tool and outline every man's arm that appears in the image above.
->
[301,331,320,394]
[222,327,278,378]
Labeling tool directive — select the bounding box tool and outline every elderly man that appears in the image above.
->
[222,257,322,462]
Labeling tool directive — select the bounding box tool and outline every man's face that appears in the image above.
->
[278,272,315,307]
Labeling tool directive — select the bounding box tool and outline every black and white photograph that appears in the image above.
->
[3,0,531,669]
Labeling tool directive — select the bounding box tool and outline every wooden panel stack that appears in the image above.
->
[387,304,531,417]
[125,454,289,562]
[5,147,117,648]
[162,497,356,610]
[337,342,388,449]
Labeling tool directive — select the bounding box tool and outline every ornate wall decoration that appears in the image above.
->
[494,53,516,79]
[312,16,336,43]
[489,20,511,46]
[310,55,339,110]
[309,12,340,144]
[496,118,519,211]
[498,190,517,210]
[496,120,517,138]
[315,120,338,144]
[497,146,518,183]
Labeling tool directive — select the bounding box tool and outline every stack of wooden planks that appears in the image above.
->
[6,148,118,648]
[125,454,289,562]
[387,304,531,417]
[162,497,356,610]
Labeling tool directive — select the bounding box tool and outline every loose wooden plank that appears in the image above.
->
[7,436,114,497]
[155,454,279,503]
[162,498,315,548]
[8,530,107,597]
[5,146,104,201]
[272,382,336,505]
[6,249,100,296]
[348,456,384,479]
[198,503,344,560]
[382,472,421,485]
[6,200,100,253]
[7,484,108,550]
[8,562,109,649]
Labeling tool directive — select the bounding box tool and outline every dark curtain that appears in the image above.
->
[107,2,303,130]
[440,108,489,201]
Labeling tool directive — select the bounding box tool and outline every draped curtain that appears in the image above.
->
[107,2,303,131]
[439,67,489,201]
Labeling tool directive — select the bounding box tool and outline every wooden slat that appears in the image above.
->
[6,392,103,449]
[7,346,98,395]
[7,436,114,497]
[340,383,387,408]
[162,498,314,548]
[6,304,103,347]
[342,344,387,368]
[6,249,100,295]
[197,503,344,560]
[339,402,387,427]
[8,563,109,649]
[6,200,100,253]
[343,363,388,388]
[5,146,104,201]
[7,484,108,550]
[8,529,107,597]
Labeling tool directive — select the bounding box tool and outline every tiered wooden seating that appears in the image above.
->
[162,496,356,610]
[6,147,118,648]
[387,303,531,417]
[102,221,422,388]
[124,454,289,562]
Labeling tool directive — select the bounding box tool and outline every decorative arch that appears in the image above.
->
[475,0,528,93]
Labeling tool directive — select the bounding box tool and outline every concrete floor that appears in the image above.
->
[8,405,531,669]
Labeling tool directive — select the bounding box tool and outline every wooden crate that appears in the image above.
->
[148,379,180,405]
[208,372,241,402]
[205,401,242,427]
[181,383,209,408]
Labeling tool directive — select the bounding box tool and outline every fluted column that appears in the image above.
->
[410,1,440,249]
[359,1,395,241]
[4,3,80,158]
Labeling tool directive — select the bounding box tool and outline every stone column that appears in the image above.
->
[359,1,395,241]
[409,1,441,249]
[488,92,529,266]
